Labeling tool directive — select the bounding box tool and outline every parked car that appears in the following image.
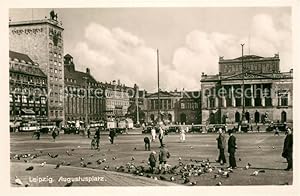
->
[266,123,287,132]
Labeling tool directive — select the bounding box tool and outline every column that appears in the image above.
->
[215,96,219,108]
[231,85,236,107]
[251,84,255,107]
[222,96,226,108]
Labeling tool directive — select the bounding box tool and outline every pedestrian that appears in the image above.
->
[151,126,156,142]
[227,129,237,169]
[109,129,116,144]
[282,128,293,171]
[179,127,186,142]
[148,151,157,173]
[274,127,280,136]
[87,126,91,138]
[144,136,151,151]
[52,128,58,142]
[95,127,101,149]
[158,144,170,173]
[257,125,260,132]
[216,128,226,165]
[158,126,164,147]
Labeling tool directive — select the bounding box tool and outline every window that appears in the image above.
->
[50,111,54,116]
[58,62,61,67]
[54,69,58,74]
[58,54,61,59]
[54,53,57,57]
[59,111,63,116]
[181,102,185,109]
[281,93,288,106]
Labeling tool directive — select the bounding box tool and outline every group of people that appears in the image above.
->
[148,144,171,174]
[91,127,117,150]
[216,127,293,171]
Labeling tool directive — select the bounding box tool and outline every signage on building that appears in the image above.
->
[11,28,44,35]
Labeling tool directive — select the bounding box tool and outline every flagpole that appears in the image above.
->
[157,49,160,123]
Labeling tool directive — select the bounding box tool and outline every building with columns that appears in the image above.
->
[201,54,293,125]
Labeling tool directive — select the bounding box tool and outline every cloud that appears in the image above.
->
[71,13,291,92]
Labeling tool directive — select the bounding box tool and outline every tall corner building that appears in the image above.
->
[9,14,65,126]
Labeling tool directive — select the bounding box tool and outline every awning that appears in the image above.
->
[21,109,35,115]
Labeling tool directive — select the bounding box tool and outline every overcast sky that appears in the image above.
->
[10,8,292,92]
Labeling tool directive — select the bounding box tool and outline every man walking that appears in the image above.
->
[144,136,151,151]
[109,129,116,144]
[158,126,164,147]
[282,128,293,171]
[228,130,237,169]
[95,127,101,149]
[216,128,226,165]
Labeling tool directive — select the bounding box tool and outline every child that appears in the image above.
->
[148,151,157,173]
[144,137,151,151]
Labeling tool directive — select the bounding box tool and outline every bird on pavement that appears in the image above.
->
[216,181,222,186]
[15,176,23,186]
[65,181,73,187]
[40,162,46,167]
[80,157,84,161]
[251,171,259,176]
[24,183,30,187]
[55,163,61,169]
[131,156,135,161]
[25,166,34,171]
[66,151,72,156]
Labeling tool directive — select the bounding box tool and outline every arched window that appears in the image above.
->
[281,111,287,123]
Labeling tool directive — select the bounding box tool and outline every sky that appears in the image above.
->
[9,7,292,92]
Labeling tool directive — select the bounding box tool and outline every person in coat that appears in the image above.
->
[109,129,116,144]
[95,127,101,149]
[227,129,237,169]
[216,128,226,165]
[148,151,157,173]
[144,136,151,151]
[158,127,164,147]
[282,128,293,171]
[158,144,170,172]
[52,127,58,142]
[179,127,186,142]
[151,126,156,142]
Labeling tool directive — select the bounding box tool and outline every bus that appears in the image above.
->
[19,121,39,132]
[39,121,56,133]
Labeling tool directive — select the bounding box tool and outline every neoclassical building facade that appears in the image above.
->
[201,54,293,125]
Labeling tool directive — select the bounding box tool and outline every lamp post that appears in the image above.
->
[157,49,161,124]
[240,43,247,131]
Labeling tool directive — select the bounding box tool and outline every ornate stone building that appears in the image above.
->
[64,54,105,123]
[9,50,48,122]
[9,11,65,126]
[201,54,293,125]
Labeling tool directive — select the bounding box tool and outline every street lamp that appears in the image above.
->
[240,43,248,131]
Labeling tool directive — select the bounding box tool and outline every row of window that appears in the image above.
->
[65,97,104,115]
[106,99,129,107]
[180,102,199,109]
[50,110,63,117]
[49,51,62,59]
[10,72,46,85]
[149,99,172,110]
[10,94,47,104]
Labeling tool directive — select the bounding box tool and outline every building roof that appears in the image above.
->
[9,50,35,64]
[9,50,47,78]
[64,67,98,86]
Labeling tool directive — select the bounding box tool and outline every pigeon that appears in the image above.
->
[131,156,135,161]
[153,177,158,180]
[66,151,72,156]
[15,176,23,185]
[71,149,75,151]
[214,174,220,178]
[87,162,92,165]
[134,147,137,151]
[65,181,73,187]
[24,160,28,163]
[272,146,275,149]
[190,146,193,149]
[55,163,61,169]
[222,172,230,178]
[112,157,116,160]
[90,154,94,157]
[238,158,242,161]
[216,181,222,186]
[178,157,182,161]
[77,146,80,148]
[53,154,58,158]
[80,157,84,161]
[251,171,259,176]
[160,176,167,181]
[103,158,106,162]
[96,159,102,164]
[258,146,261,149]
[40,162,46,167]
[183,177,190,184]
[190,181,197,185]
[24,183,30,187]
[170,176,175,181]
[25,166,34,171]
[66,162,71,166]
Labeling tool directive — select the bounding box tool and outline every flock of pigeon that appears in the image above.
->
[11,146,272,187]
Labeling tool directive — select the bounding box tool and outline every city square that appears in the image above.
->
[11,130,292,186]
